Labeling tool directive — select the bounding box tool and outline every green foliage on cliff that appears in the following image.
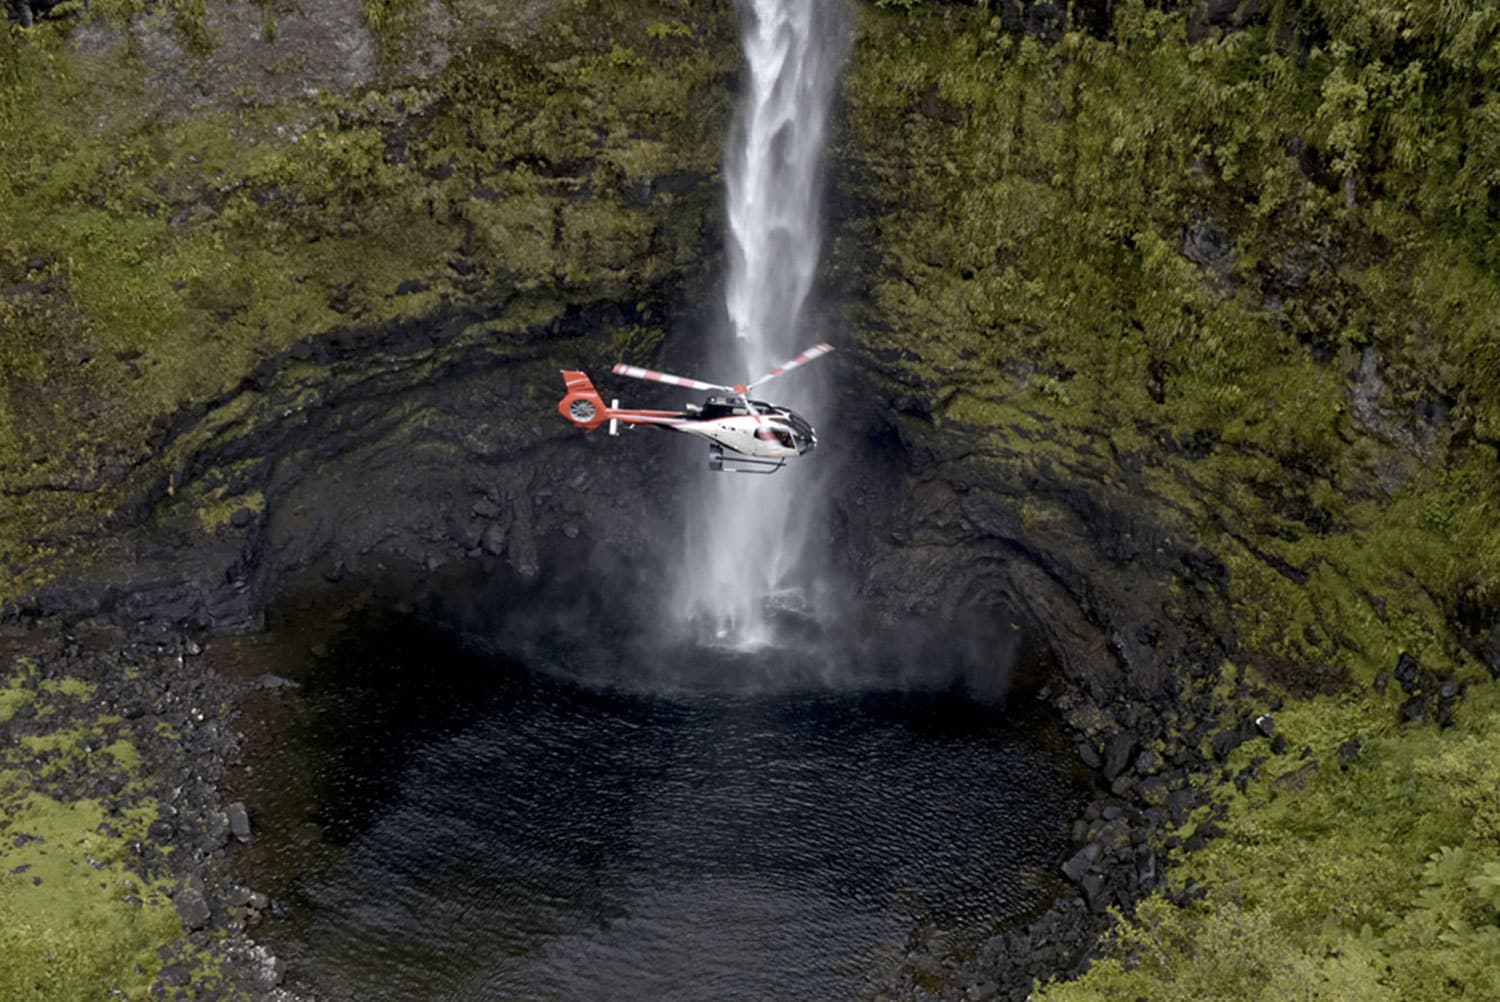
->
[0,0,734,600]
[1039,684,1500,1001]
[844,0,1500,682]
[849,2,1500,996]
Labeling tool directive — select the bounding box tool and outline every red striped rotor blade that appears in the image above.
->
[612,363,727,394]
[746,342,835,390]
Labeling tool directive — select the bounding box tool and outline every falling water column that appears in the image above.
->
[677,0,851,647]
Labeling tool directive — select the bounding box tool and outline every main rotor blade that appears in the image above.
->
[746,342,835,390]
[612,363,728,394]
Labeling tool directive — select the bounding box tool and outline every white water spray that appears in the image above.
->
[676,0,850,648]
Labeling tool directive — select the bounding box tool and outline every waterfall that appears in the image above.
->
[675,0,850,648]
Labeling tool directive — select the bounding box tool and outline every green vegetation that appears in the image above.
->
[844,0,1500,680]
[849,1,1500,995]
[0,793,180,1002]
[1040,683,1500,1001]
[0,0,735,601]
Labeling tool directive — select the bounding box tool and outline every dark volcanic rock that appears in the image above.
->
[1210,725,1245,760]
[226,802,252,843]
[1102,732,1135,781]
[1061,842,1101,883]
[159,962,192,987]
[176,886,211,930]
[1394,651,1420,692]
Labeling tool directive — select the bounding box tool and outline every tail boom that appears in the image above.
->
[558,370,688,432]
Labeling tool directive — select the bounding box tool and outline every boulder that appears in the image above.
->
[1394,651,1420,692]
[176,887,211,930]
[227,802,252,842]
[1061,842,1102,884]
[1102,732,1135,781]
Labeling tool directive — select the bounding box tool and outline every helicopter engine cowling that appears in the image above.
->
[557,370,610,431]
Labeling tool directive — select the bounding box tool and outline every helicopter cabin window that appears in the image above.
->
[755,427,794,448]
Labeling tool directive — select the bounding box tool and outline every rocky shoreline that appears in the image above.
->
[4,501,1485,1001]
[0,566,1230,1002]
[0,617,295,1000]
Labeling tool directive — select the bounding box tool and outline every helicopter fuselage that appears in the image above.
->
[556,343,832,474]
[676,397,818,460]
[557,374,817,470]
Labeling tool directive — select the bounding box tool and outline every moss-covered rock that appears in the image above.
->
[0,0,736,602]
[839,2,1500,996]
[840,0,1499,684]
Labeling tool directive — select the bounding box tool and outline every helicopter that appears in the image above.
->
[557,342,834,473]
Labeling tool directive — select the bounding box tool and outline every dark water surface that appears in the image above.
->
[228,609,1083,1002]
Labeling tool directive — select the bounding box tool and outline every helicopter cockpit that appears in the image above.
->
[682,395,817,455]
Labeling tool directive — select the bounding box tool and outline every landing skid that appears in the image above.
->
[709,445,785,475]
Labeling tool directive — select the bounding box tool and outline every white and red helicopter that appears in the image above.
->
[557,342,834,473]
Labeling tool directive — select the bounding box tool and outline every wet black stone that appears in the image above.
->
[1061,843,1101,884]
[1209,726,1244,760]
[1400,697,1427,724]
[1166,787,1196,819]
[1137,775,1170,806]
[1078,873,1107,913]
[229,508,254,529]
[394,279,426,296]
[227,802,252,842]
[1076,742,1101,770]
[1102,732,1134,781]
[176,887,210,930]
[1253,713,1275,737]
[160,963,191,987]
[1270,733,1287,755]
[1394,652,1420,692]
[448,258,476,276]
[1437,698,1459,729]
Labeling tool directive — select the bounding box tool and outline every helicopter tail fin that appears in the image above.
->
[558,370,610,431]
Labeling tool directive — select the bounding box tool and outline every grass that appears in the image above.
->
[1,661,181,1001]
[0,793,180,1002]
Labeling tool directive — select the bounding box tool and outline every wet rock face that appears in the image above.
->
[14,288,1219,718]
[16,297,701,636]
[825,402,1232,708]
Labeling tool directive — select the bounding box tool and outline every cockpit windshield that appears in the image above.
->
[755,425,797,449]
[784,410,816,452]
